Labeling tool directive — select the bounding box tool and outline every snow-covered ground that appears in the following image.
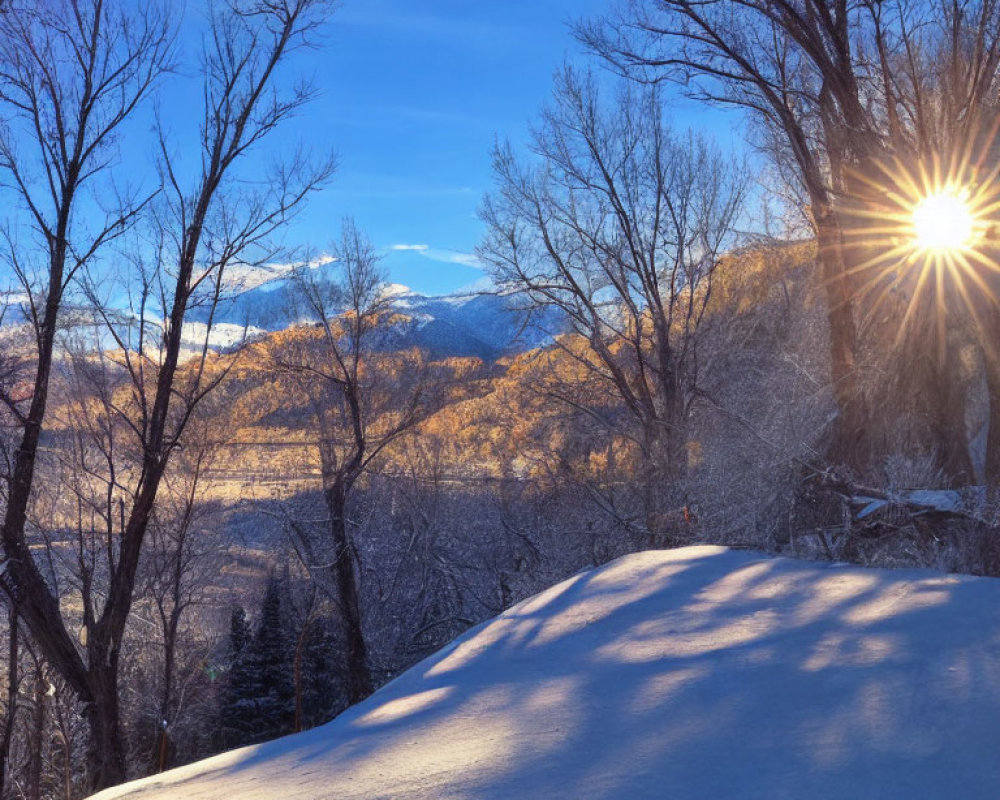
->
[91,546,1000,799]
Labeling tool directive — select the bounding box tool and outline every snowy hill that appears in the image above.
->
[89,546,1000,800]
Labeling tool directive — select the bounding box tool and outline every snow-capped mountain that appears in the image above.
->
[387,289,563,360]
[3,264,568,360]
[186,264,566,360]
[0,261,567,361]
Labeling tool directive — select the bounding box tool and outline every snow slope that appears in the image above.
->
[91,546,1000,799]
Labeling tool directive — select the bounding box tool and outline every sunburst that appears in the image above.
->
[838,145,1000,353]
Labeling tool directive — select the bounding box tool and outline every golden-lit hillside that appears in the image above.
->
[123,240,817,498]
[28,239,821,515]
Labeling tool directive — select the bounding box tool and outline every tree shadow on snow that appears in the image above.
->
[118,547,1000,800]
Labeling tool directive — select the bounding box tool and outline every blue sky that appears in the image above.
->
[295,0,611,295]
[1,0,742,300]
[273,0,743,295]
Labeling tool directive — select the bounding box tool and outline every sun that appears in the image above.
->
[911,191,975,252]
[835,148,1000,352]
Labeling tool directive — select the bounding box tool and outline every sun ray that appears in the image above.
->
[835,135,1000,360]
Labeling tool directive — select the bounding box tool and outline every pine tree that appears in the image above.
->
[219,606,253,748]
[298,615,345,730]
[218,606,255,749]
[229,607,251,658]
[245,578,295,741]
[218,581,329,748]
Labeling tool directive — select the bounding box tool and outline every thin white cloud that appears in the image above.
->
[417,247,483,269]
[386,243,484,271]
[435,250,481,268]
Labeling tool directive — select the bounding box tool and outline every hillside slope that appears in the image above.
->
[91,547,1000,800]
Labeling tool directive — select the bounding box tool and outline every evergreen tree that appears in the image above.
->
[229,607,251,658]
[245,578,296,741]
[298,615,345,730]
[218,582,337,748]
[218,606,255,749]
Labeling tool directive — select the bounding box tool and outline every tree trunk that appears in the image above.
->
[641,407,688,548]
[84,655,127,791]
[869,282,975,482]
[984,323,1000,485]
[324,485,371,704]
[815,207,869,472]
[0,606,18,798]
[27,667,45,800]
[928,343,973,482]
[154,605,180,773]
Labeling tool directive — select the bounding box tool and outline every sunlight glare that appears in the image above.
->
[912,192,974,251]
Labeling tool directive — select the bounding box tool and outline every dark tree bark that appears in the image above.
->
[982,307,1000,484]
[323,480,371,704]
[0,603,18,797]
[26,664,45,800]
[814,206,868,469]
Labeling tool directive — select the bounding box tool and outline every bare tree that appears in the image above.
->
[275,220,446,704]
[580,0,1000,479]
[140,424,227,774]
[479,68,746,544]
[0,0,172,788]
[579,0,873,468]
[0,0,335,789]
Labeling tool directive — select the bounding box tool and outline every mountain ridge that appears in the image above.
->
[1,277,568,361]
[185,268,566,360]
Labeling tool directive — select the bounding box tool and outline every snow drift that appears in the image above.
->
[90,546,1000,799]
